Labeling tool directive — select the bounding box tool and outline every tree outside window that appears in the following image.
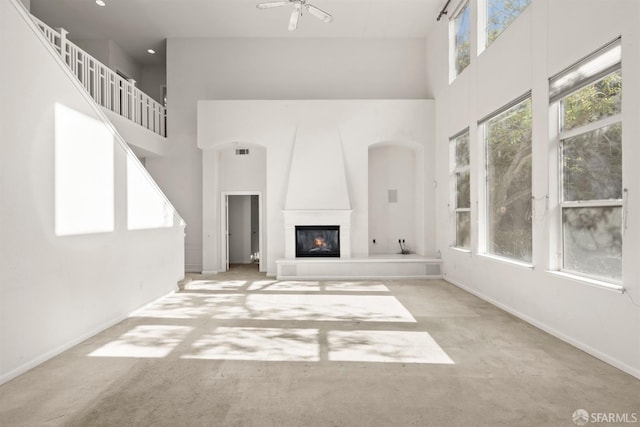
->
[559,71,622,283]
[452,130,471,249]
[453,1,471,76]
[485,0,531,48]
[482,97,532,263]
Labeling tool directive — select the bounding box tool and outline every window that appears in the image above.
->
[451,1,471,78]
[480,95,532,263]
[482,0,531,49]
[452,130,471,249]
[551,39,622,283]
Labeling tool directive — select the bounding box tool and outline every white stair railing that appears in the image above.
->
[31,16,167,137]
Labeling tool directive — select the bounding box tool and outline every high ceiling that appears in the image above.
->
[30,0,444,65]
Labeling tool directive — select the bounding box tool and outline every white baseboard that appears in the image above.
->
[276,275,441,281]
[184,264,202,273]
[0,290,176,386]
[0,313,127,385]
[444,277,640,380]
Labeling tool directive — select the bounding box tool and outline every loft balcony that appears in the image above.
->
[31,15,167,157]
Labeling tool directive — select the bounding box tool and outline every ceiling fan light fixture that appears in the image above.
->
[288,6,301,31]
[256,0,333,31]
[305,4,333,23]
[256,1,289,9]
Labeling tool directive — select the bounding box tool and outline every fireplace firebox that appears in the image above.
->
[295,225,340,257]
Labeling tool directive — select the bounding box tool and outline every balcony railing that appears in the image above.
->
[32,16,166,137]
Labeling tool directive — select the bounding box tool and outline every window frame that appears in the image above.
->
[553,59,623,285]
[479,0,532,53]
[451,128,471,250]
[478,93,533,265]
[449,0,471,81]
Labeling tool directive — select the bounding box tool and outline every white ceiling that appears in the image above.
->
[30,0,444,65]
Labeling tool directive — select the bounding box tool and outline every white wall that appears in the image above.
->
[72,38,110,69]
[108,40,141,82]
[198,100,434,276]
[140,64,166,104]
[149,37,428,272]
[0,0,185,384]
[285,121,351,211]
[220,145,267,193]
[368,145,417,255]
[426,0,640,378]
[101,108,167,158]
[72,38,141,83]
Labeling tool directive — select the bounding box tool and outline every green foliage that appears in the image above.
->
[454,131,471,248]
[563,124,622,201]
[456,171,471,209]
[562,72,622,202]
[455,133,470,209]
[456,40,471,75]
[560,71,622,279]
[487,0,531,46]
[485,98,532,261]
[455,131,470,166]
[563,71,621,131]
[455,3,471,75]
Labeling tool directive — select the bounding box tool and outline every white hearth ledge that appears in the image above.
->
[276,254,442,280]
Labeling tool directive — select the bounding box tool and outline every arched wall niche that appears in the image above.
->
[368,140,425,256]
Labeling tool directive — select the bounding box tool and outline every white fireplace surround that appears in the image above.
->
[284,210,352,259]
[198,99,436,276]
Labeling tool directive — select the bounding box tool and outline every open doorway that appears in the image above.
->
[221,192,263,273]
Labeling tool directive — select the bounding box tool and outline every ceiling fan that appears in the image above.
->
[256,0,333,31]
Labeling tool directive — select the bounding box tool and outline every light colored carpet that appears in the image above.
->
[1,264,639,426]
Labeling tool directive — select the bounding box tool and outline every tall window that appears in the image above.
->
[452,130,471,249]
[482,0,531,49]
[452,1,471,78]
[480,95,532,263]
[550,39,622,283]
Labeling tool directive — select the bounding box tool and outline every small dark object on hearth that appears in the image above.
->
[398,239,411,255]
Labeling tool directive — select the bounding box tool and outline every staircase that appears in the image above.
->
[2,0,185,385]
[31,15,166,138]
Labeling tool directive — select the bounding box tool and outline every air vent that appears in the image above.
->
[425,263,441,276]
[235,148,250,155]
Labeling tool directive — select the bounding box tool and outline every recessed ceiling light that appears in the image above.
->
[147,49,156,54]
[95,0,106,6]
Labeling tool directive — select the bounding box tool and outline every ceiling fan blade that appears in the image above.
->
[305,4,333,23]
[256,1,289,9]
[288,7,300,31]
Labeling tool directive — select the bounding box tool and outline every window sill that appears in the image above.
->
[449,246,472,255]
[477,253,533,270]
[546,271,623,293]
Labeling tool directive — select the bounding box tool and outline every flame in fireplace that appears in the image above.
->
[314,237,326,248]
